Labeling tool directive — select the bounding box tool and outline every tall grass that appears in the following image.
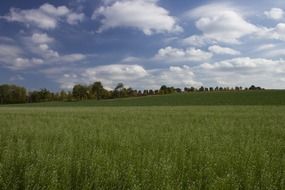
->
[0,106,284,189]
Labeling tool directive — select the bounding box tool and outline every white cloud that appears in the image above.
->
[187,4,257,43]
[67,13,85,25]
[208,45,240,55]
[256,44,276,51]
[198,57,285,88]
[201,57,283,71]
[152,65,202,88]
[50,64,201,90]
[40,3,70,16]
[0,44,36,70]
[265,8,284,20]
[32,33,54,44]
[38,44,59,58]
[121,56,143,63]
[182,35,214,47]
[0,44,46,70]
[14,57,44,69]
[59,54,86,62]
[263,49,285,58]
[0,44,22,59]
[84,64,148,81]
[57,64,148,89]
[25,33,87,63]
[0,33,87,70]
[256,23,285,41]
[156,46,212,62]
[3,3,84,29]
[93,0,182,35]
[4,7,57,29]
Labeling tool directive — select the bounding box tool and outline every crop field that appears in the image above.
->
[0,106,284,189]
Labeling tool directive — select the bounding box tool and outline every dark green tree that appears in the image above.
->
[91,81,104,100]
[0,84,26,104]
[72,84,88,100]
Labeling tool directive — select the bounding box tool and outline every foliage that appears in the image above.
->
[0,84,26,104]
[72,84,89,100]
[91,81,104,100]
[0,82,267,105]
[28,89,54,102]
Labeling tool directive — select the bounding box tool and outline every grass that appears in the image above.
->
[0,106,284,189]
[3,90,285,107]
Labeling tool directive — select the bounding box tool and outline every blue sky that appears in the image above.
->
[1,0,285,91]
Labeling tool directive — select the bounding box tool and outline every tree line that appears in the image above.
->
[0,83,264,104]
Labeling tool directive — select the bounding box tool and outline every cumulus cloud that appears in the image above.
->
[156,46,212,62]
[0,44,45,70]
[92,0,182,35]
[40,3,70,16]
[265,8,284,20]
[49,64,201,89]
[200,57,283,71]
[152,65,202,88]
[262,49,285,58]
[208,45,240,55]
[198,57,285,88]
[38,44,59,58]
[182,35,214,47]
[26,33,87,63]
[0,44,22,59]
[59,54,86,63]
[187,4,257,43]
[3,3,84,29]
[25,32,59,59]
[256,23,285,41]
[13,57,44,69]
[0,32,87,70]
[67,13,85,25]
[256,44,276,52]
[0,45,29,69]
[32,33,54,44]
[55,64,149,89]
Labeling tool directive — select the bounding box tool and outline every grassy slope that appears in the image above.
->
[4,90,285,107]
[0,106,284,189]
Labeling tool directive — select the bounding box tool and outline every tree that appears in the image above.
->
[72,84,88,100]
[0,84,26,104]
[39,88,52,101]
[175,88,182,93]
[127,88,137,97]
[159,85,171,94]
[115,83,124,91]
[143,90,149,96]
[91,81,104,100]
[249,85,262,90]
[113,83,127,98]
[59,90,67,101]
[190,87,196,92]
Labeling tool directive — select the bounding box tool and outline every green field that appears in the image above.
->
[0,106,284,189]
[3,90,285,107]
[0,91,285,189]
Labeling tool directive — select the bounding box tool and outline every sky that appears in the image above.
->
[1,0,285,91]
